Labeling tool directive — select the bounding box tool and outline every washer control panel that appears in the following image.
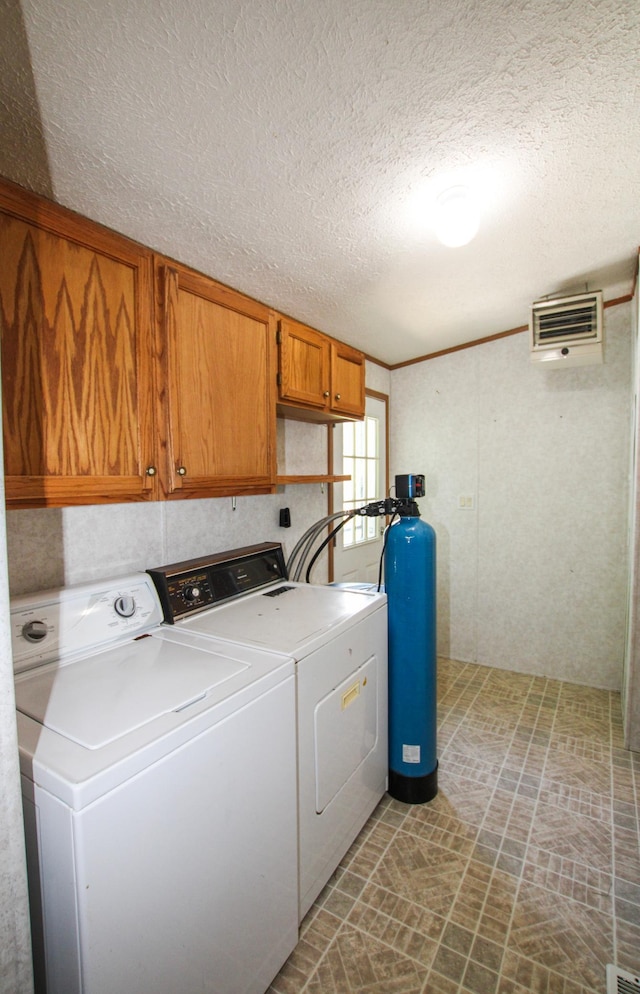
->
[10,574,163,673]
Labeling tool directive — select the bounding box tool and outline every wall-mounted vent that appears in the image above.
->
[530,291,603,367]
[606,965,640,994]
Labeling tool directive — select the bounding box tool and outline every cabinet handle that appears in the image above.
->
[177,466,187,476]
[323,390,330,398]
[145,466,157,477]
[335,393,341,401]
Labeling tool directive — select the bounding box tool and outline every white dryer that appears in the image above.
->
[148,542,388,920]
[11,573,298,994]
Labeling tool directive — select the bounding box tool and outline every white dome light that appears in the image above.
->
[433,186,480,247]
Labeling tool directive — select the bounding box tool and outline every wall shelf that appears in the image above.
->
[276,474,350,486]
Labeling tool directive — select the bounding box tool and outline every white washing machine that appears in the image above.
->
[148,542,388,920]
[11,573,298,994]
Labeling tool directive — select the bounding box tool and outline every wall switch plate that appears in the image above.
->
[458,495,475,510]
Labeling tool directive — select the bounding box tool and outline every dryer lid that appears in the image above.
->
[177,582,384,655]
[15,636,247,749]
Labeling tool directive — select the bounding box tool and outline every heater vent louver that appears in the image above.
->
[606,965,640,994]
[530,290,603,367]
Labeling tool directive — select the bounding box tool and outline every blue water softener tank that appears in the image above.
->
[385,474,438,803]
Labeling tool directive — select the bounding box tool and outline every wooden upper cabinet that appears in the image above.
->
[277,317,365,421]
[0,179,363,507]
[277,318,329,410]
[0,181,156,508]
[157,261,276,497]
[331,340,366,417]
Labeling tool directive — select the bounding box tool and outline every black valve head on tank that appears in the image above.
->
[395,474,425,499]
[395,474,425,516]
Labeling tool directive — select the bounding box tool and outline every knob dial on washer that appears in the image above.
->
[114,595,136,618]
[22,620,48,643]
[183,585,201,602]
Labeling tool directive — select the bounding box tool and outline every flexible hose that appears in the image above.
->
[294,511,355,581]
[288,516,339,581]
[288,501,396,584]
[286,511,354,580]
[304,516,352,583]
[286,514,335,579]
[377,512,399,591]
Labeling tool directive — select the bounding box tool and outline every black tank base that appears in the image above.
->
[389,762,438,805]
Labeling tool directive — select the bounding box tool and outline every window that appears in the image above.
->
[342,416,380,547]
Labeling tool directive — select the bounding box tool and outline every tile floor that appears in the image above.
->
[269,658,640,994]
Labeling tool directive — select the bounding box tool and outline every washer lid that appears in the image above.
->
[15,635,247,750]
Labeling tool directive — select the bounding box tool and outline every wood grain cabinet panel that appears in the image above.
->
[157,262,277,498]
[331,340,365,417]
[0,179,361,507]
[277,317,365,422]
[277,319,329,410]
[0,182,156,508]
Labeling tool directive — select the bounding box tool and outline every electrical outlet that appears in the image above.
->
[458,495,475,510]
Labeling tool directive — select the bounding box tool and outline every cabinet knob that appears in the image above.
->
[177,466,187,476]
[335,393,341,401]
[146,466,157,477]
[323,390,330,398]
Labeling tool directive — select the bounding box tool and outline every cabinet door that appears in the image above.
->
[330,342,365,417]
[159,263,276,497]
[277,319,330,410]
[0,183,156,508]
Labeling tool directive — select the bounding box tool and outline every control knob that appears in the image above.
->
[183,585,201,602]
[114,595,136,618]
[22,620,48,643]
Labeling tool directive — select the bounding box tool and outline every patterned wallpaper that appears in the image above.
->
[5,419,331,594]
[390,303,632,691]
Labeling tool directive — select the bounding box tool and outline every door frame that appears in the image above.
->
[327,388,390,582]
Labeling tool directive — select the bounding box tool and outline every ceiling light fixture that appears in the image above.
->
[433,185,480,248]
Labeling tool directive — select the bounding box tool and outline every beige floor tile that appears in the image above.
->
[498,948,599,994]
[273,660,637,994]
[304,925,429,993]
[370,831,471,918]
[527,797,612,872]
[506,880,613,990]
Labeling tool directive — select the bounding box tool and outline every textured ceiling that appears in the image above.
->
[1,0,639,364]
